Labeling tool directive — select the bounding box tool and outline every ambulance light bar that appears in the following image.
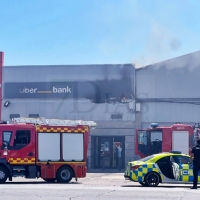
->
[169,150,182,154]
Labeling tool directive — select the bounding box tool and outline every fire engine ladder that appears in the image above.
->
[13,117,97,129]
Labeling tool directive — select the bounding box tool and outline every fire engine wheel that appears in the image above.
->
[56,166,73,183]
[0,166,8,184]
[43,178,56,183]
[144,172,160,187]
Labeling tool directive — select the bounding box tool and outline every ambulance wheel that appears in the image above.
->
[144,172,160,187]
[43,178,56,183]
[0,166,8,184]
[139,182,148,186]
[56,166,73,183]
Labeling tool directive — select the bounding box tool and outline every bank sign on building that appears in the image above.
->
[2,64,135,121]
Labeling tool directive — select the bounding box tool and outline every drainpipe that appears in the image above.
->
[0,52,4,120]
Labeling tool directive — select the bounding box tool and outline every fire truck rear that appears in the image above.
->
[0,117,96,183]
[135,123,197,159]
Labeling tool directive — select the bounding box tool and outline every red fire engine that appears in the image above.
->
[0,117,96,184]
[135,123,198,159]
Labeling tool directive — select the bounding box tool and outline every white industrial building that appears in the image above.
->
[136,51,200,129]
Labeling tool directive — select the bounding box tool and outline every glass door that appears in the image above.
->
[99,137,112,168]
[113,137,124,170]
[93,136,125,169]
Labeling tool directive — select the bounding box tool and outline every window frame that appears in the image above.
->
[172,155,190,165]
[3,131,12,144]
[10,130,31,150]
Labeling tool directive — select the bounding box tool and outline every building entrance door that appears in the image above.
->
[93,136,125,169]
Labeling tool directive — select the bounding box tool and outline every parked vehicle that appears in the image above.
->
[0,117,96,183]
[124,151,198,187]
[135,123,197,158]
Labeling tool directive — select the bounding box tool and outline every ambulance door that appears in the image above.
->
[172,131,189,154]
[1,127,36,165]
[171,162,180,180]
[172,155,192,182]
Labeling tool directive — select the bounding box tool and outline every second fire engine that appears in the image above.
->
[135,122,198,159]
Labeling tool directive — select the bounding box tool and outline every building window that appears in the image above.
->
[9,114,20,120]
[29,114,39,118]
[111,113,123,120]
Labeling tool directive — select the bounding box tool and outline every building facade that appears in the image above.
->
[1,50,200,169]
[0,55,136,169]
[136,51,200,129]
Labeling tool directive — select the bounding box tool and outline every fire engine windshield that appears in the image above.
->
[150,130,162,154]
[138,130,149,156]
[137,130,162,157]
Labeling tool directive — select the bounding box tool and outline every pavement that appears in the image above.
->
[2,173,200,200]
[87,168,125,173]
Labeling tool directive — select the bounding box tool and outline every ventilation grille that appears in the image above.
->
[111,113,123,120]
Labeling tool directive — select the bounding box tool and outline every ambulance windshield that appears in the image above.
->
[138,155,154,162]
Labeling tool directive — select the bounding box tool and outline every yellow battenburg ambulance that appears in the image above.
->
[124,151,199,187]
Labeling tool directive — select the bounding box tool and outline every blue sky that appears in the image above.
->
[0,0,200,67]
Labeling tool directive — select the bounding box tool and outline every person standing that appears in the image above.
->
[190,139,200,189]
[117,144,122,171]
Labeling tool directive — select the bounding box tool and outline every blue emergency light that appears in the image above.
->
[150,123,159,128]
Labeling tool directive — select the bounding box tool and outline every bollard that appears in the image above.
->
[86,157,89,170]
[118,158,122,171]
[102,157,105,170]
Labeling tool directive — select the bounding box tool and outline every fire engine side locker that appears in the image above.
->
[62,133,85,178]
[38,132,60,179]
[172,131,189,154]
[62,133,84,161]
[38,130,85,180]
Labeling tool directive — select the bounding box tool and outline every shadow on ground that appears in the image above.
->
[4,181,81,185]
[121,185,193,188]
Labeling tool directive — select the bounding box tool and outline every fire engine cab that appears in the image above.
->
[0,117,96,184]
[135,123,196,159]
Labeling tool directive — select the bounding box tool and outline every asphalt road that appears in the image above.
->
[0,173,200,200]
